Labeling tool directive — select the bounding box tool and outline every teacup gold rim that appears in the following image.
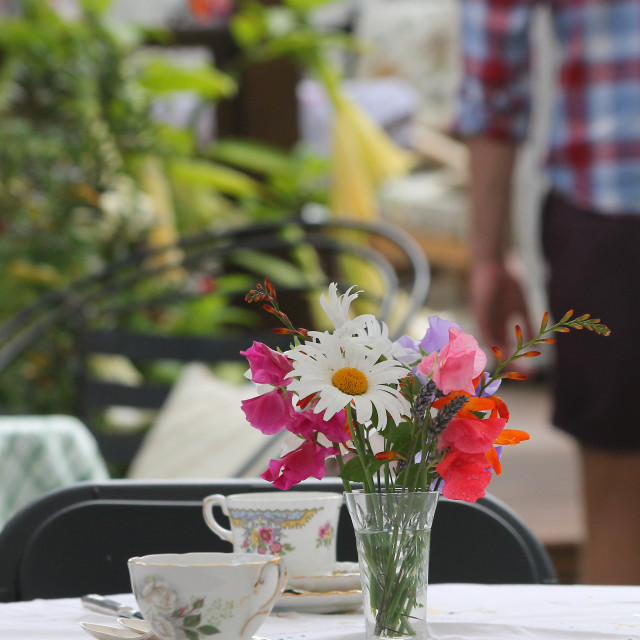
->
[223,491,343,502]
[128,554,282,568]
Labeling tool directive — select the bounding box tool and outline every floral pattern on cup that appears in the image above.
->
[231,507,319,557]
[136,576,232,639]
[316,521,334,549]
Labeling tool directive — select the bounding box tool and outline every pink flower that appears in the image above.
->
[286,404,350,443]
[417,327,487,395]
[270,542,282,553]
[261,440,339,490]
[438,417,507,454]
[241,388,292,435]
[435,449,492,502]
[258,527,274,544]
[318,522,332,539]
[241,341,293,386]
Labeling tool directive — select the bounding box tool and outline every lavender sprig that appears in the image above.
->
[411,380,439,424]
[428,394,469,440]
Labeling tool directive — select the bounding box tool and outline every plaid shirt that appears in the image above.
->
[456,0,640,215]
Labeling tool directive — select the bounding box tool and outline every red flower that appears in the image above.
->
[435,449,493,502]
[438,416,506,454]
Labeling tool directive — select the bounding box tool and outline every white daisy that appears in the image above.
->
[286,331,410,427]
[352,315,411,361]
[320,283,362,330]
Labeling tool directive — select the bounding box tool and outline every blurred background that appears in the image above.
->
[0,0,581,581]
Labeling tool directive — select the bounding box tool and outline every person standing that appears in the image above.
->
[456,0,640,584]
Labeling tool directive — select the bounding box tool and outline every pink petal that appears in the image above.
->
[261,440,338,490]
[241,389,292,435]
[241,341,292,386]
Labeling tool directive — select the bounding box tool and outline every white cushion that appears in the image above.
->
[127,363,283,479]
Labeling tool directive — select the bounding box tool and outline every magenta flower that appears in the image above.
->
[286,403,349,443]
[318,522,332,539]
[258,527,274,544]
[241,341,293,386]
[241,388,293,435]
[261,440,339,490]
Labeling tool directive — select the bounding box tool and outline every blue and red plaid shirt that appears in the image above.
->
[456,0,640,215]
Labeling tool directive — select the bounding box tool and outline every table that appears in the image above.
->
[2,585,639,640]
[0,415,109,529]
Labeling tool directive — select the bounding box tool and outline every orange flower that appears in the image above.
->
[486,429,530,475]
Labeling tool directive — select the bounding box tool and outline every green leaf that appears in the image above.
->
[139,59,236,99]
[231,7,268,48]
[207,139,296,176]
[227,250,310,287]
[285,0,337,10]
[184,630,199,640]
[198,625,220,635]
[78,0,111,14]
[340,456,384,483]
[168,158,262,197]
[183,614,202,628]
[156,125,195,155]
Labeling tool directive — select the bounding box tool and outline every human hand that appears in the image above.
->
[469,257,534,355]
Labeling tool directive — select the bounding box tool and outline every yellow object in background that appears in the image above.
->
[328,92,416,221]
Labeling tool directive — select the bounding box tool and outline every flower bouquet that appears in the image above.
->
[240,279,609,639]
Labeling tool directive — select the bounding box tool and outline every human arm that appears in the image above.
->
[455,0,536,350]
[467,136,533,352]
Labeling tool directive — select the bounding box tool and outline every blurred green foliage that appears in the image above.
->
[0,0,338,418]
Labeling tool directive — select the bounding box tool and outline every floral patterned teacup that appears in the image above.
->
[202,491,343,579]
[128,552,286,640]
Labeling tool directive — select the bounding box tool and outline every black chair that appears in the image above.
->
[0,478,558,602]
[0,215,430,471]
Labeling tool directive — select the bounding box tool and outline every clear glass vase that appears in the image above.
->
[345,490,439,640]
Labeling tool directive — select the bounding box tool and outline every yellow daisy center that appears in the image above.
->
[332,367,368,395]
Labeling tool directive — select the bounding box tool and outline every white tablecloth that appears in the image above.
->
[0,415,109,529]
[1,585,639,640]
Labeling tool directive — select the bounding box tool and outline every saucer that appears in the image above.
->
[79,622,145,640]
[287,561,361,593]
[275,588,363,614]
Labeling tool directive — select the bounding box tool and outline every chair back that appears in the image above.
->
[0,216,430,471]
[0,479,557,602]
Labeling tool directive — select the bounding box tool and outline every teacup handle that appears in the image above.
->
[241,558,287,638]
[202,494,233,543]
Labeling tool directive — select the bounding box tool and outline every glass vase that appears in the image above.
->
[345,490,439,640]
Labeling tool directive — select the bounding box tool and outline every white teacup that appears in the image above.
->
[203,491,343,578]
[128,552,286,640]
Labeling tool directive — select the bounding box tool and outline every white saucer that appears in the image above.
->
[79,622,143,640]
[287,561,361,593]
[118,619,151,634]
[275,588,363,614]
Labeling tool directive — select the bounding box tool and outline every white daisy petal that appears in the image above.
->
[320,283,363,330]
[286,329,409,429]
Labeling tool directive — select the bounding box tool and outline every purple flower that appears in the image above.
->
[393,334,420,364]
[476,372,502,397]
[420,316,461,354]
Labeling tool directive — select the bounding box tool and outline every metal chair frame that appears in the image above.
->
[0,479,558,602]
